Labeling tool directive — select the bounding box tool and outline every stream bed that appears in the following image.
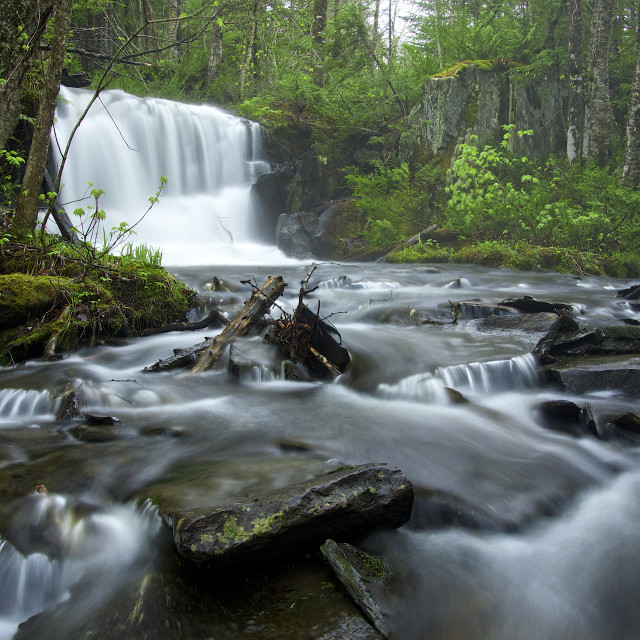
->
[1,261,639,639]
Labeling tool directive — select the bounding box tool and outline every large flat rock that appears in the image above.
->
[168,463,413,567]
[545,355,640,394]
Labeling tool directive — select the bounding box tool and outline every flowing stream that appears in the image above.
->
[2,90,640,638]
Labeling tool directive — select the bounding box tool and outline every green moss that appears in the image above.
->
[217,516,249,546]
[0,242,196,365]
[464,87,479,127]
[0,274,61,328]
[351,548,388,581]
[250,511,284,535]
[384,238,640,278]
[429,59,523,79]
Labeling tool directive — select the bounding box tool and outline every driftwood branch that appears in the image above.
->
[190,276,287,373]
[139,310,228,337]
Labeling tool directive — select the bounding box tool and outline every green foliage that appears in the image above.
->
[345,158,444,246]
[443,128,640,253]
[58,177,167,275]
[0,148,25,212]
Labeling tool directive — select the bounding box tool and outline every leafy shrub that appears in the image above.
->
[443,127,640,252]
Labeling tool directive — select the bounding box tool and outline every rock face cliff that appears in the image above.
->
[256,62,568,260]
[412,62,566,160]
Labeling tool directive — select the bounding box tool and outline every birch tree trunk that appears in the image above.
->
[567,0,584,165]
[621,0,640,187]
[206,16,223,84]
[582,0,614,165]
[166,0,182,61]
[12,0,74,238]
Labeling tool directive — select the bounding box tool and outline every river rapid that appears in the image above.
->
[1,260,639,639]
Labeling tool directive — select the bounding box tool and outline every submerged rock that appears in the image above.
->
[606,412,640,443]
[409,487,520,532]
[535,400,591,437]
[168,463,413,567]
[479,311,559,333]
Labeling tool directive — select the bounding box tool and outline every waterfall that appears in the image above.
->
[50,86,289,265]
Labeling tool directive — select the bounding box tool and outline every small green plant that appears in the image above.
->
[56,176,168,275]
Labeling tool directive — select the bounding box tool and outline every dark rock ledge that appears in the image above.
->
[166,463,413,567]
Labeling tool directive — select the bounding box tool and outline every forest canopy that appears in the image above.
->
[1,0,640,274]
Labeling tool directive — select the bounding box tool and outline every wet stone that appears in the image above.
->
[68,424,120,442]
[545,356,640,394]
[321,540,390,638]
[607,412,640,443]
[536,400,590,437]
[479,312,559,334]
[168,463,413,567]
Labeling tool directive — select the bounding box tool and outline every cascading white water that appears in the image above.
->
[377,354,542,403]
[50,86,291,265]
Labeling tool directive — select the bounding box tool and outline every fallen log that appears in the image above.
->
[143,338,212,373]
[190,275,286,373]
[405,224,437,246]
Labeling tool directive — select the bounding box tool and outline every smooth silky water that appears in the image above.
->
[1,88,639,638]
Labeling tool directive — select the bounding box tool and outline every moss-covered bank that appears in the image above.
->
[0,242,196,365]
[382,236,640,279]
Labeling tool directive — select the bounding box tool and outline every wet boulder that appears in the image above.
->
[535,400,591,437]
[616,283,640,300]
[276,211,318,258]
[535,324,640,363]
[605,412,640,443]
[168,463,413,567]
[500,295,574,315]
[545,356,640,394]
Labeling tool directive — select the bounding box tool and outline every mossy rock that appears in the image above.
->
[0,274,61,328]
[0,243,196,365]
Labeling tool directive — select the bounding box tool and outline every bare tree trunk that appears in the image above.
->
[567,0,584,165]
[141,0,161,62]
[583,0,614,165]
[0,0,56,153]
[239,0,261,99]
[206,16,223,84]
[311,0,328,85]
[435,0,443,69]
[621,0,640,187]
[166,0,182,61]
[12,0,74,238]
[387,0,394,62]
[373,0,381,48]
